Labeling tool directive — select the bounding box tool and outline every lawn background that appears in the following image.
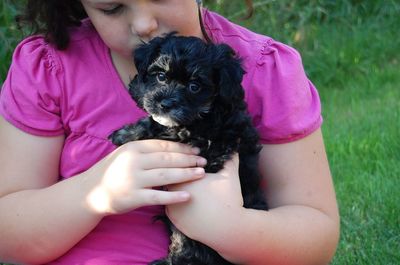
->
[1,0,399,264]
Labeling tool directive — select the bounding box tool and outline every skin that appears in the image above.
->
[82,0,203,85]
[0,0,340,264]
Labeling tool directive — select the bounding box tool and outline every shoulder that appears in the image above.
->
[4,18,109,97]
[3,35,64,102]
[0,35,64,136]
[10,35,61,77]
[8,19,102,78]
[202,9,302,69]
[202,9,305,87]
[0,20,104,136]
[202,9,270,63]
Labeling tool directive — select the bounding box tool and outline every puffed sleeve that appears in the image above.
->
[244,39,323,144]
[0,36,64,136]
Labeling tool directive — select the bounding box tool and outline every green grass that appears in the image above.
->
[207,7,400,264]
[321,64,400,264]
[1,1,399,264]
[0,0,24,85]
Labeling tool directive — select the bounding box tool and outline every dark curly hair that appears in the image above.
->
[16,0,253,50]
[16,0,87,50]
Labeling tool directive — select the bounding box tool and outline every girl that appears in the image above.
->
[0,0,340,264]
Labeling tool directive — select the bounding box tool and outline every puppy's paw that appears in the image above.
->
[109,125,147,146]
[204,162,224,173]
[109,127,133,146]
[204,154,231,173]
[148,259,169,265]
[109,117,156,146]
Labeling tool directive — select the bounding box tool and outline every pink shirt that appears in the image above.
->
[0,9,322,264]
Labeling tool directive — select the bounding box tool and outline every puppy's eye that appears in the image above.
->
[157,72,167,82]
[188,83,201,94]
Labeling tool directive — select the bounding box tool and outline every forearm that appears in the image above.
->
[0,172,104,264]
[203,206,339,265]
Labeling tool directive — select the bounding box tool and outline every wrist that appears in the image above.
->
[194,205,248,257]
[73,169,110,218]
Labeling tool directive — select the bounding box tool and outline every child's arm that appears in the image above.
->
[166,128,340,265]
[0,116,206,264]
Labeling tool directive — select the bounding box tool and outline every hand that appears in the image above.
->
[84,140,207,215]
[165,154,244,242]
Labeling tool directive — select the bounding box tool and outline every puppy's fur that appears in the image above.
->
[110,34,268,265]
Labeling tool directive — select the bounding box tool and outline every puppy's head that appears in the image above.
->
[129,33,245,127]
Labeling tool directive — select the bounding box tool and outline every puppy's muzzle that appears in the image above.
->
[159,98,177,112]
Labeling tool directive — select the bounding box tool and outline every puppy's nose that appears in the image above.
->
[159,99,176,111]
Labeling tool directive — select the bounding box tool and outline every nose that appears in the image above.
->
[159,99,176,112]
[130,6,158,39]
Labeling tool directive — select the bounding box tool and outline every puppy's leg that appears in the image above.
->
[149,259,171,265]
[109,117,159,146]
[202,141,239,173]
[239,153,268,211]
[150,226,234,265]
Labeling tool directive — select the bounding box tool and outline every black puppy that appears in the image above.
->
[110,34,268,265]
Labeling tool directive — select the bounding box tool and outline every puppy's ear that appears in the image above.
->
[212,44,246,106]
[133,37,165,76]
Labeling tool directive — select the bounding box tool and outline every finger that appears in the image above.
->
[138,189,190,206]
[126,140,200,155]
[140,167,205,188]
[140,152,207,170]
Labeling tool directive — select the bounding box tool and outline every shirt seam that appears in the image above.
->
[0,109,65,137]
[259,116,323,144]
[202,8,273,47]
[42,41,67,133]
[69,130,112,142]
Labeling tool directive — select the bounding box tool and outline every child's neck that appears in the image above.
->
[110,51,137,88]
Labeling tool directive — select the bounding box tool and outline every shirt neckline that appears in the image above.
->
[98,34,139,108]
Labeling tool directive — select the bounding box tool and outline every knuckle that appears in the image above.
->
[161,153,173,162]
[124,141,136,148]
[181,143,193,153]
[149,193,162,204]
[188,168,197,176]
[158,171,171,182]
[158,140,170,152]
[190,156,199,166]
[120,141,137,152]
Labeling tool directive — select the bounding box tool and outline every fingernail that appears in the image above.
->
[194,167,205,176]
[192,147,201,154]
[197,157,207,166]
[180,192,190,200]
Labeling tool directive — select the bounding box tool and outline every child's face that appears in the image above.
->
[81,0,202,59]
